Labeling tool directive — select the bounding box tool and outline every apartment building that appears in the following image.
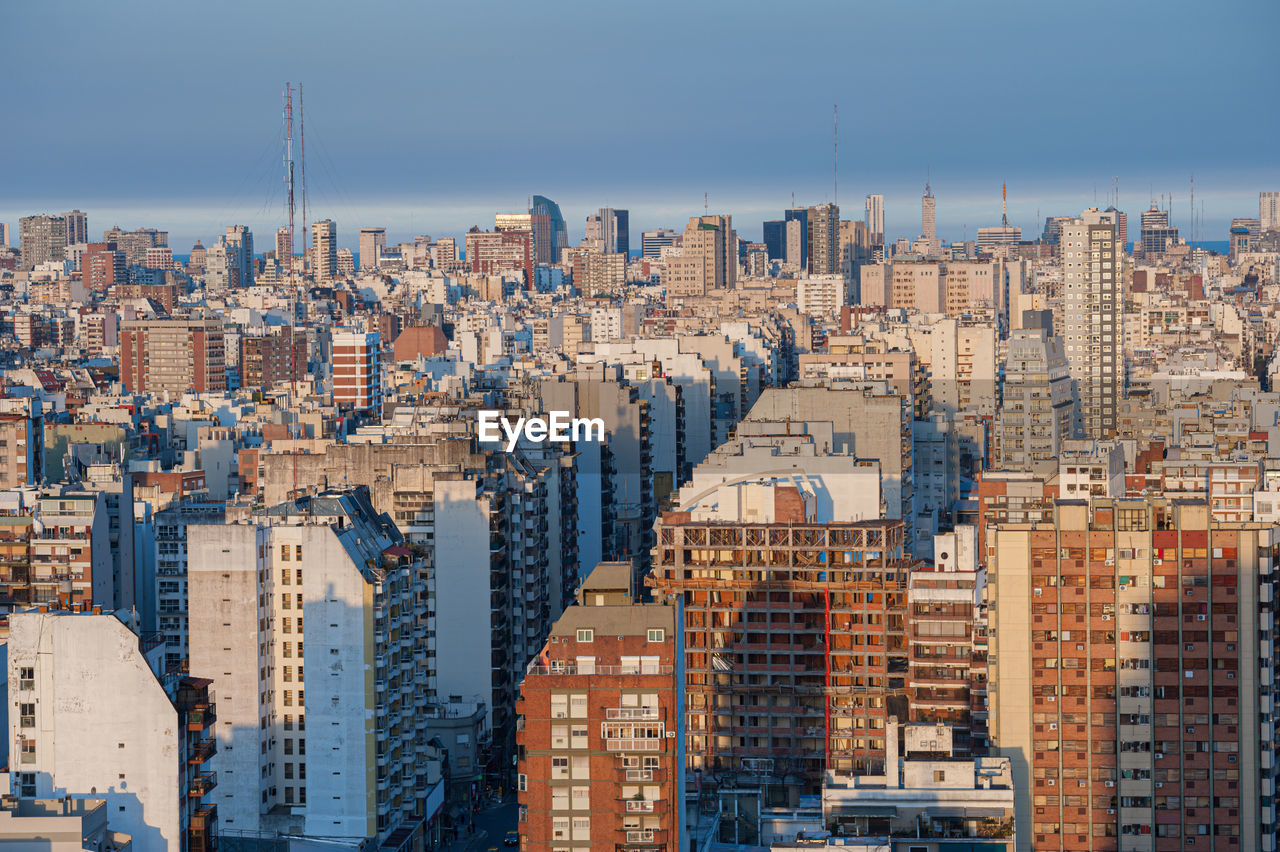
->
[331,330,382,412]
[517,562,682,852]
[997,327,1075,475]
[241,328,308,389]
[665,215,736,296]
[7,608,220,852]
[0,397,42,490]
[649,504,911,790]
[119,317,227,395]
[1061,208,1122,438]
[988,497,1279,851]
[188,490,437,847]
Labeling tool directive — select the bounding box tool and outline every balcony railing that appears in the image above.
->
[188,771,217,797]
[526,663,673,676]
[625,799,656,812]
[607,707,661,720]
[604,737,663,752]
[187,737,217,764]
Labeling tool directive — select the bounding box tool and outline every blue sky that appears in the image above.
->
[4,0,1277,250]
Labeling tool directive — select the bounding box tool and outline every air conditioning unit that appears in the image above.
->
[1119,584,1128,592]
[1047,779,1055,786]
[1034,588,1042,596]
[1155,782,1163,788]
[1155,753,1164,760]
[1049,723,1057,730]
[1105,780,1115,788]
[1107,808,1116,815]
[1197,614,1207,621]
[666,731,675,738]
[1102,614,1111,621]
[1048,696,1056,702]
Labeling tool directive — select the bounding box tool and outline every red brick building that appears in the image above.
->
[517,562,681,852]
[240,329,307,389]
[81,241,125,291]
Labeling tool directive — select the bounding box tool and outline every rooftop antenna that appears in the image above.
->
[1001,183,1008,228]
[704,192,708,215]
[1190,174,1195,247]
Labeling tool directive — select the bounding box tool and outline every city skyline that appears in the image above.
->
[5,1,1277,249]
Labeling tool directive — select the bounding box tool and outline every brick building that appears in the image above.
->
[988,497,1280,851]
[119,317,226,395]
[517,562,681,852]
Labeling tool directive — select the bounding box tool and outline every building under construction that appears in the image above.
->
[648,503,911,795]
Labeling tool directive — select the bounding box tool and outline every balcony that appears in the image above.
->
[624,799,656,813]
[187,737,217,765]
[188,771,217,798]
[187,804,219,852]
[625,829,657,843]
[186,706,216,731]
[607,707,661,721]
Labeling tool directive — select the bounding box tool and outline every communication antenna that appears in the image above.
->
[704,192,708,216]
[1189,174,1195,247]
[1001,183,1008,228]
[833,101,838,207]
[299,82,308,279]
[283,83,295,283]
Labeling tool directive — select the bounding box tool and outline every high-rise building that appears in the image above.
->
[224,225,254,288]
[120,317,227,395]
[1261,191,1280,231]
[922,182,936,240]
[81,241,125,291]
[596,207,629,256]
[785,207,809,268]
[311,218,337,280]
[275,226,292,273]
[806,202,840,274]
[531,195,569,263]
[517,562,682,852]
[62,209,88,246]
[1104,205,1127,251]
[18,214,68,271]
[358,226,386,270]
[987,497,1280,851]
[7,608,220,852]
[1138,205,1178,255]
[466,227,534,286]
[336,247,354,276]
[0,222,9,248]
[997,326,1076,474]
[664,215,736,296]
[331,330,382,412]
[977,226,1022,256]
[762,220,785,260]
[641,228,679,259]
[241,328,308,389]
[1060,208,1121,438]
[189,490,440,846]
[0,398,41,492]
[102,225,167,265]
[865,193,885,246]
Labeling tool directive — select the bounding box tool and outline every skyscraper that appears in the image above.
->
[1260,191,1280,231]
[664,214,736,296]
[18,213,68,271]
[762,219,785,260]
[806,202,840,274]
[597,207,629,256]
[1138,204,1178,255]
[275,226,292,273]
[1061,208,1120,438]
[62,209,88,246]
[531,195,569,262]
[224,225,254,288]
[784,207,808,268]
[865,193,885,246]
[358,226,386,270]
[120,317,227,394]
[922,182,936,240]
[311,218,337,280]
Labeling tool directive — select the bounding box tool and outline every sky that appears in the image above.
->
[4,0,1278,251]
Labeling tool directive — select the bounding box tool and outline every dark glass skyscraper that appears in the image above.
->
[530,195,568,263]
[785,207,808,269]
[762,220,785,261]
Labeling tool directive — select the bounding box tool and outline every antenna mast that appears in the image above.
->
[1190,174,1195,248]
[299,83,308,281]
[833,101,838,206]
[1001,183,1008,228]
[284,83,295,283]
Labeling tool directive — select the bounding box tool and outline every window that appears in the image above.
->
[647,629,665,642]
[281,545,291,562]
[576,629,593,643]
[18,668,33,690]
[19,704,34,728]
[570,694,588,719]
[295,545,303,561]
[934,770,946,782]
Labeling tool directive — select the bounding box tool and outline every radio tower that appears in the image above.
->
[1001,183,1008,228]
[299,83,308,282]
[283,84,295,283]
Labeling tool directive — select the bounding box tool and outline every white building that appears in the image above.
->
[188,490,438,847]
[797,273,847,321]
[1060,208,1121,437]
[7,608,204,852]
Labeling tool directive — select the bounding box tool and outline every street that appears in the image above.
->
[440,796,518,852]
